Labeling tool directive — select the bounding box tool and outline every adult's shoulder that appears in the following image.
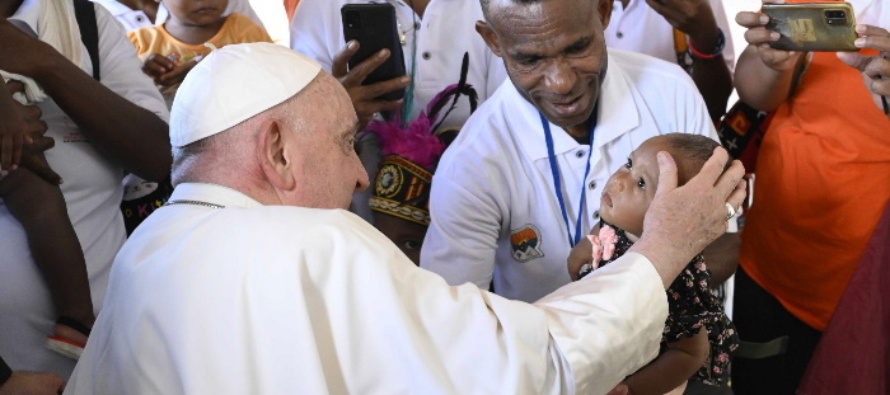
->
[607,48,694,83]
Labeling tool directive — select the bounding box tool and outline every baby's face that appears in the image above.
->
[164,0,228,27]
[599,137,671,237]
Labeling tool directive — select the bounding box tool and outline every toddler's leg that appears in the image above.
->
[0,168,94,353]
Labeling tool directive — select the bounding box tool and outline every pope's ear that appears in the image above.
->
[258,120,296,191]
[475,21,503,58]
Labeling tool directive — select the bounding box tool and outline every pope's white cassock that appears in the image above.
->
[67,182,667,394]
[65,43,670,395]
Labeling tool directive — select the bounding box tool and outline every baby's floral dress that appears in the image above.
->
[580,220,739,387]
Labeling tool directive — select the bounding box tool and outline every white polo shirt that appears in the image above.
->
[421,49,719,303]
[605,0,735,71]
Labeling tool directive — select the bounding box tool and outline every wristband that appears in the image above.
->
[688,28,725,60]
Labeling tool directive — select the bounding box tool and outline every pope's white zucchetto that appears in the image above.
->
[170,42,322,148]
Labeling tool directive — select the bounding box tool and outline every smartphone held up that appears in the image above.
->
[341,3,407,101]
[762,2,859,52]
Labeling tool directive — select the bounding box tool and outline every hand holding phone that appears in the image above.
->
[341,4,408,101]
[762,2,858,52]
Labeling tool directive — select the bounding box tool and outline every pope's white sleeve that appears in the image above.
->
[421,174,501,290]
[533,252,668,395]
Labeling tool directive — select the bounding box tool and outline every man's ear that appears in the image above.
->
[597,0,614,31]
[258,120,296,191]
[475,21,503,58]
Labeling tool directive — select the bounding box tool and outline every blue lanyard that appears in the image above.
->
[540,112,597,248]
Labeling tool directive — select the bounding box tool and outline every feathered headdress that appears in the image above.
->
[366,53,478,225]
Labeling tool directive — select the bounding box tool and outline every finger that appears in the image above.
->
[697,146,731,188]
[351,76,411,102]
[5,79,25,95]
[1,135,11,173]
[855,24,890,45]
[340,48,393,87]
[30,135,55,152]
[836,51,871,71]
[12,132,22,168]
[332,40,360,78]
[27,119,47,136]
[863,58,890,96]
[654,151,679,197]
[715,159,746,198]
[744,27,780,46]
[728,178,748,213]
[736,11,769,30]
[20,154,62,185]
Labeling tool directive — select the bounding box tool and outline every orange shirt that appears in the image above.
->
[739,49,890,330]
[128,13,272,63]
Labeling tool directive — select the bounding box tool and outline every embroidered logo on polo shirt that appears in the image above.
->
[510,224,544,263]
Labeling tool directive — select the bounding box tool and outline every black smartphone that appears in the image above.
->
[762,2,859,52]
[341,3,407,101]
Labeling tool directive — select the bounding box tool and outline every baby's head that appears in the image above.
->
[163,0,229,27]
[599,133,723,237]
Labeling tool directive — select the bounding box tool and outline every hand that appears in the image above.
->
[629,148,746,288]
[735,0,804,72]
[154,59,199,87]
[0,80,33,174]
[141,53,176,80]
[838,24,890,113]
[645,0,719,50]
[567,234,594,281]
[0,371,65,395]
[331,40,410,129]
[2,81,59,184]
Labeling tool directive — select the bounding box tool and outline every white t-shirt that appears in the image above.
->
[91,0,264,32]
[66,182,668,395]
[605,0,735,71]
[0,2,168,378]
[422,49,719,303]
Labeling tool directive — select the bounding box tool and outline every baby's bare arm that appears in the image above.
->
[623,328,709,395]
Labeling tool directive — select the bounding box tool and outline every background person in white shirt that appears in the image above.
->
[66,42,746,395]
[421,0,723,302]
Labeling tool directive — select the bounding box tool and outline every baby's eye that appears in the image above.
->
[403,240,422,250]
[624,158,632,169]
[637,177,646,189]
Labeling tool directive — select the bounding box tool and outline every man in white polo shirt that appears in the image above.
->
[421,0,723,302]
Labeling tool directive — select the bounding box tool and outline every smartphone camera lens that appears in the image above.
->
[344,11,361,29]
[825,9,847,25]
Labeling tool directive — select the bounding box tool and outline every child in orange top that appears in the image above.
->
[128,0,271,103]
[570,134,738,395]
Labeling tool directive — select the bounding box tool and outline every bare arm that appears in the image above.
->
[838,24,890,117]
[0,17,171,181]
[734,1,806,112]
[646,0,733,122]
[623,328,709,395]
[702,232,739,286]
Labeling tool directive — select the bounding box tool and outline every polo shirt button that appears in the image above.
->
[594,210,600,219]
[422,52,431,60]
[588,181,596,189]
[575,150,584,158]
[616,32,624,39]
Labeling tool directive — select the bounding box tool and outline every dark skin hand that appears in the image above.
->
[644,0,733,122]
[331,40,410,130]
[141,53,199,87]
[0,79,32,174]
[1,80,59,183]
[0,15,171,181]
[0,371,65,395]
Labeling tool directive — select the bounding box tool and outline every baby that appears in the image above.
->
[570,133,739,394]
[128,0,271,104]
